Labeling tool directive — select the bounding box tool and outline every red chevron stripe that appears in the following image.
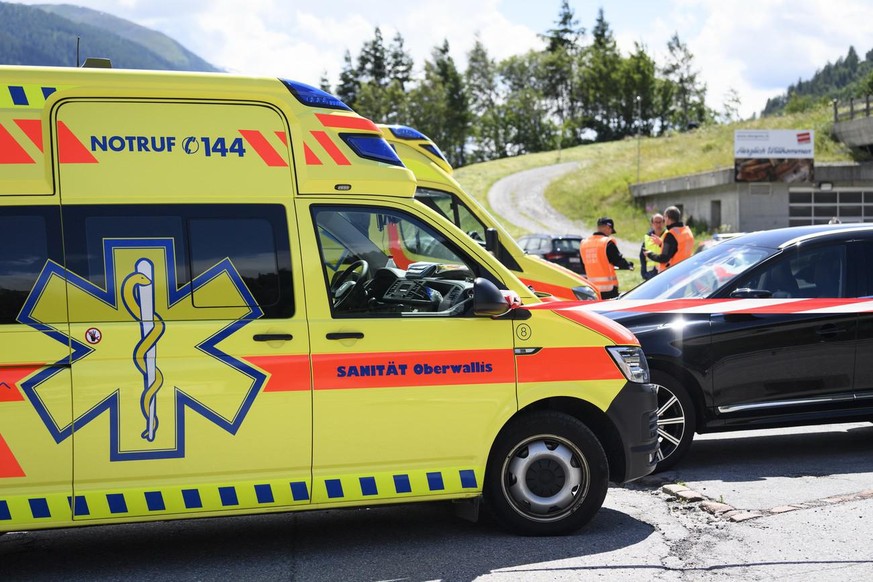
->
[0,122,35,164]
[303,142,322,165]
[14,119,43,151]
[239,129,288,167]
[311,131,350,165]
[57,121,98,163]
[0,433,25,478]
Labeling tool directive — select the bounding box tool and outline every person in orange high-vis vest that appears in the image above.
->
[646,206,695,272]
[580,217,634,299]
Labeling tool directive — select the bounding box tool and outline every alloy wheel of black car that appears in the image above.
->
[651,371,696,472]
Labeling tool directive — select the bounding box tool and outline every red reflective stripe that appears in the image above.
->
[547,306,639,345]
[275,131,287,145]
[57,121,97,164]
[14,119,43,151]
[315,113,379,132]
[0,366,36,402]
[238,130,288,167]
[313,350,515,390]
[517,346,622,383]
[590,298,873,315]
[0,122,35,164]
[311,130,351,165]
[303,142,322,165]
[0,433,25,478]
[244,355,311,392]
[387,222,413,268]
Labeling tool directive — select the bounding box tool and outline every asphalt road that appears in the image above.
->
[486,162,638,257]
[3,422,872,581]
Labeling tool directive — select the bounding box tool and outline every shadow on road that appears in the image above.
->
[1,501,654,581]
[650,423,873,484]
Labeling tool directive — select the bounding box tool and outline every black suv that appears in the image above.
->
[581,224,873,471]
[517,233,584,274]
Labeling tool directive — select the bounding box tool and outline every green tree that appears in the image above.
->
[465,38,507,161]
[618,42,657,137]
[352,27,411,123]
[540,0,584,149]
[581,9,623,141]
[409,40,470,166]
[661,32,708,131]
[721,88,742,122]
[498,52,556,155]
[387,32,414,91]
[357,27,388,87]
[318,71,331,93]
[335,50,359,108]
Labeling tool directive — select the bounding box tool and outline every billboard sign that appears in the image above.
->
[734,130,814,183]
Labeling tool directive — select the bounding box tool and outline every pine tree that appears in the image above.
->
[335,50,359,109]
[662,32,708,131]
[388,32,414,91]
[465,38,506,161]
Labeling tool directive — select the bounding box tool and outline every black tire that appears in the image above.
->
[484,411,608,536]
[651,370,696,472]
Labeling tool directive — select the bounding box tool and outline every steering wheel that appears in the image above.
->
[331,260,370,309]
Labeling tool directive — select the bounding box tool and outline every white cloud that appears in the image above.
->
[10,0,873,119]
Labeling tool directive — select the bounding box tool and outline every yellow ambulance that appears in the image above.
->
[0,65,656,536]
[380,124,599,300]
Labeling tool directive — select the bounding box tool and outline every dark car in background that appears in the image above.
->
[581,224,873,470]
[517,233,584,274]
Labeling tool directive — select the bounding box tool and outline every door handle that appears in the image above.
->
[253,333,293,342]
[815,325,845,338]
[326,332,364,340]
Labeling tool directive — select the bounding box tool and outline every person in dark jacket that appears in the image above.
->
[580,217,634,299]
[645,206,695,272]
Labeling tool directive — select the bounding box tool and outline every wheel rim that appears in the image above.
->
[501,435,590,523]
[655,383,686,463]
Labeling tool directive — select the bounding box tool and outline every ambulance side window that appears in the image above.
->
[312,205,489,318]
[63,204,292,320]
[0,207,63,325]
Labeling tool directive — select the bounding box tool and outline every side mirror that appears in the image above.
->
[485,228,501,261]
[473,277,512,317]
[729,287,772,298]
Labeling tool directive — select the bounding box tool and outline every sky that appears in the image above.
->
[11,0,873,119]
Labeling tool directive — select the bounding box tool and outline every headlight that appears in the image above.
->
[572,285,598,301]
[607,346,650,384]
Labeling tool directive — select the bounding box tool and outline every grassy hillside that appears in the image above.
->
[454,104,859,292]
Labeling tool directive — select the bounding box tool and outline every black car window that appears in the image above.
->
[731,244,847,299]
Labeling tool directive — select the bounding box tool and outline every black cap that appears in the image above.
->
[597,217,616,233]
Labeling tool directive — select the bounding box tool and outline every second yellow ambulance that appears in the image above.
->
[380,124,599,300]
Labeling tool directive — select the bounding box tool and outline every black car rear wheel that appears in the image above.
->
[651,371,696,472]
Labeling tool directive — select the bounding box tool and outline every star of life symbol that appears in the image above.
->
[122,259,164,442]
[17,239,266,461]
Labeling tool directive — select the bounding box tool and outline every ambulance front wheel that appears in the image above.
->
[484,411,608,536]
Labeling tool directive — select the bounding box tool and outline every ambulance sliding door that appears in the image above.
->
[0,204,74,530]
[55,99,312,522]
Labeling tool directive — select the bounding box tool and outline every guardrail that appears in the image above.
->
[833,95,872,122]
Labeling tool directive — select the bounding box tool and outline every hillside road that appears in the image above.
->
[487,162,638,257]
